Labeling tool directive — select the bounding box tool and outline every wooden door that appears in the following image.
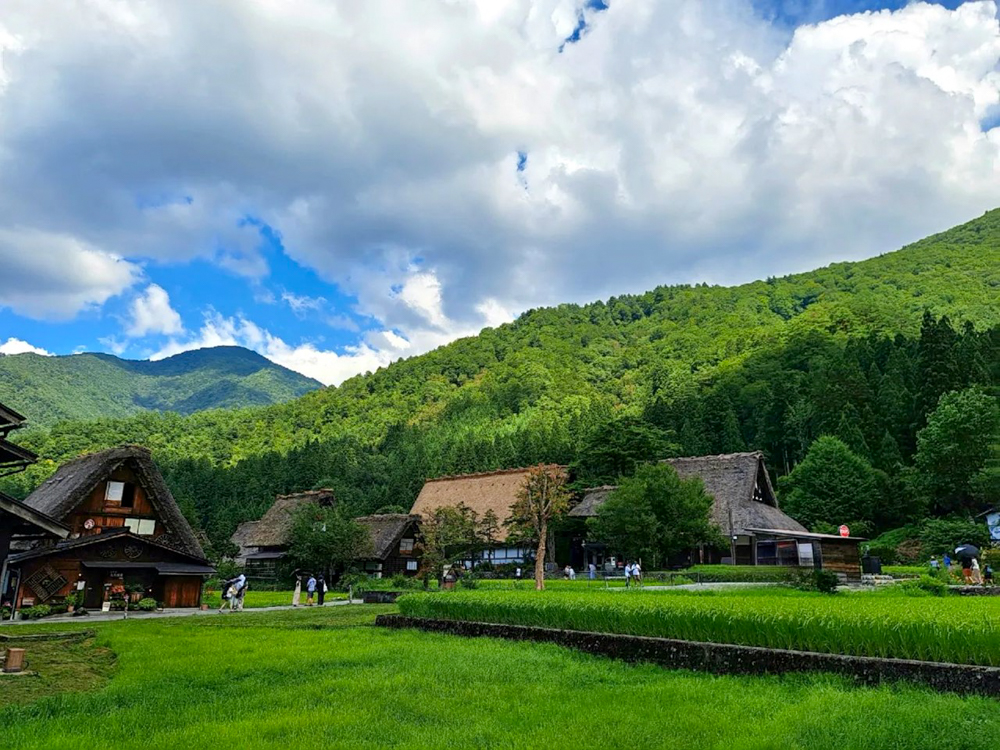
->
[161,577,202,608]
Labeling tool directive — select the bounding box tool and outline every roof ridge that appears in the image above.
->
[666,451,762,462]
[425,464,567,483]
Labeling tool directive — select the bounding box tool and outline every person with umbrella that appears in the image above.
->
[955,545,980,585]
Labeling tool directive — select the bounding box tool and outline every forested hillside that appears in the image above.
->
[0,346,321,425]
[2,209,999,554]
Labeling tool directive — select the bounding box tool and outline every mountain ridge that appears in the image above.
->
[0,345,322,425]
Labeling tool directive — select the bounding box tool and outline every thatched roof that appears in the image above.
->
[22,445,206,559]
[570,452,806,536]
[7,527,212,566]
[244,489,336,548]
[0,400,27,437]
[355,514,420,560]
[409,466,567,542]
[0,491,68,539]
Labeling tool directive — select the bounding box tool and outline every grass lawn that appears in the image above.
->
[0,632,115,707]
[201,589,347,609]
[2,604,1000,748]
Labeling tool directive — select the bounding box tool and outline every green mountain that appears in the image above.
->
[0,346,323,425]
[3,209,999,550]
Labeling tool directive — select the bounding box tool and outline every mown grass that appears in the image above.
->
[201,589,346,609]
[397,589,1000,666]
[0,633,115,707]
[3,605,1000,749]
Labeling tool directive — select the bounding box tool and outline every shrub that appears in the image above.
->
[810,570,840,594]
[20,604,52,620]
[898,575,949,597]
[136,598,158,611]
[458,574,479,589]
[894,539,924,564]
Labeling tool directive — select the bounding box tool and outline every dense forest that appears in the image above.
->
[0,346,321,425]
[2,209,998,559]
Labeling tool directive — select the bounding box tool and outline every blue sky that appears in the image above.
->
[1,0,998,384]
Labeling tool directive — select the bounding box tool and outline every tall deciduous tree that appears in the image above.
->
[779,436,880,529]
[588,463,720,567]
[913,387,1000,515]
[287,504,373,581]
[508,465,570,590]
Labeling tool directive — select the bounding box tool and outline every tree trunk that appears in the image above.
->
[535,519,547,591]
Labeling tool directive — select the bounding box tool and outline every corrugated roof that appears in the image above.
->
[355,514,419,559]
[244,489,336,548]
[409,466,567,542]
[21,445,206,559]
[569,452,806,536]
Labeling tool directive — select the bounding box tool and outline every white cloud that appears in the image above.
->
[125,284,184,337]
[0,337,52,356]
[280,290,326,318]
[0,228,141,320]
[0,0,999,373]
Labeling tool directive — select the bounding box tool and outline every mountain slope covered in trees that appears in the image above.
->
[3,208,999,553]
[0,346,322,425]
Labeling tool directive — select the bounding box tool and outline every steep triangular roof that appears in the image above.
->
[244,489,336,548]
[571,452,806,536]
[355,514,419,560]
[22,445,206,559]
[409,466,567,542]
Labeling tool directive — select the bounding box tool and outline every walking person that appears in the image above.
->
[218,577,237,613]
[317,574,326,606]
[929,556,939,572]
[588,562,596,581]
[985,564,994,586]
[624,561,632,588]
[569,566,576,580]
[972,558,983,585]
[633,561,642,587]
[306,574,317,605]
[292,573,302,607]
[235,578,249,612]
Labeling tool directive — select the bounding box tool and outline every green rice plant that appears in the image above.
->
[397,589,1000,666]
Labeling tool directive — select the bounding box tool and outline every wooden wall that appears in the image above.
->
[818,539,862,582]
[66,465,165,542]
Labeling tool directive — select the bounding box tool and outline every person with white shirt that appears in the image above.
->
[632,562,642,587]
[624,562,632,588]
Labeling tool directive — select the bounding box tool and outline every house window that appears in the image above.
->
[105,481,136,508]
[399,538,415,553]
[364,561,383,579]
[124,518,156,535]
[406,559,418,572]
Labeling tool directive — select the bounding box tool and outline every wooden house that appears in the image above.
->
[568,452,865,578]
[231,489,336,579]
[7,445,214,612]
[409,466,568,565]
[0,401,37,479]
[354,514,421,577]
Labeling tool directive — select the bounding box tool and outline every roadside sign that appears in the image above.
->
[839,525,850,537]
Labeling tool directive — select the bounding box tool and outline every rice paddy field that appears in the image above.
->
[3,603,1000,749]
[397,588,1000,666]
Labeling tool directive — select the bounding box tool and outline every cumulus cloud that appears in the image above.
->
[0,1,999,370]
[0,229,140,319]
[0,337,52,355]
[124,284,184,337]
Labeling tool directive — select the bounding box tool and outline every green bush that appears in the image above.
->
[898,575,949,597]
[136,598,158,611]
[458,574,479,589]
[20,604,52,620]
[810,570,840,594]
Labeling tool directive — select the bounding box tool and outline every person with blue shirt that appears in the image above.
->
[306,574,317,606]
